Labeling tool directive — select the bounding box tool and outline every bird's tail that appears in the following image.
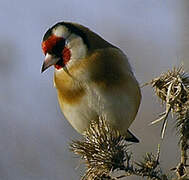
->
[125,129,139,143]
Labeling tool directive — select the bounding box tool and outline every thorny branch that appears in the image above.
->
[146,66,189,179]
[70,118,166,180]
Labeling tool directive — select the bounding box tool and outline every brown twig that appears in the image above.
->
[175,111,189,179]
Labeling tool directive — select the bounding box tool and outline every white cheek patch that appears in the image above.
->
[66,34,87,60]
[53,25,70,38]
[54,33,87,73]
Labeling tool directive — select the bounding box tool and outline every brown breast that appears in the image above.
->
[54,69,85,105]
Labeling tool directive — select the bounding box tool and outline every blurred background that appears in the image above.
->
[0,0,189,179]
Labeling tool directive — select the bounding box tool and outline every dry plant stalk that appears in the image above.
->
[135,145,162,180]
[145,66,189,138]
[70,118,165,180]
[145,66,189,178]
[70,117,128,179]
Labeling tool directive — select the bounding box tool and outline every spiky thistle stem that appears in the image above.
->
[70,118,166,179]
[145,65,189,178]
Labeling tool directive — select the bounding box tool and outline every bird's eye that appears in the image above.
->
[51,39,65,56]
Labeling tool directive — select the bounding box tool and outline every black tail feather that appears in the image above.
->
[125,130,139,143]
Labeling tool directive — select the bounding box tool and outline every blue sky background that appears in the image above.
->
[0,0,189,179]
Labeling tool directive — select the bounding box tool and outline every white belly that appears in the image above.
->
[60,97,97,133]
[57,84,137,135]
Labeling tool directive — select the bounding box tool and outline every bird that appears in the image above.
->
[41,22,141,142]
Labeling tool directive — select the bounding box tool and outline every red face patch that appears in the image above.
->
[42,35,71,70]
[62,47,71,65]
[54,47,71,70]
[54,64,62,70]
[42,35,63,55]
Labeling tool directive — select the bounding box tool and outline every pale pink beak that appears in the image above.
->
[41,53,60,73]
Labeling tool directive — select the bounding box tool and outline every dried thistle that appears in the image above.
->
[176,110,189,145]
[136,153,160,179]
[70,117,131,180]
[145,66,189,138]
[135,145,163,180]
[144,65,189,178]
[174,110,189,178]
[70,118,168,180]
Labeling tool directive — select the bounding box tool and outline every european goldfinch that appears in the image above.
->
[41,22,141,142]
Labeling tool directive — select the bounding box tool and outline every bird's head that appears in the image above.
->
[41,22,89,73]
